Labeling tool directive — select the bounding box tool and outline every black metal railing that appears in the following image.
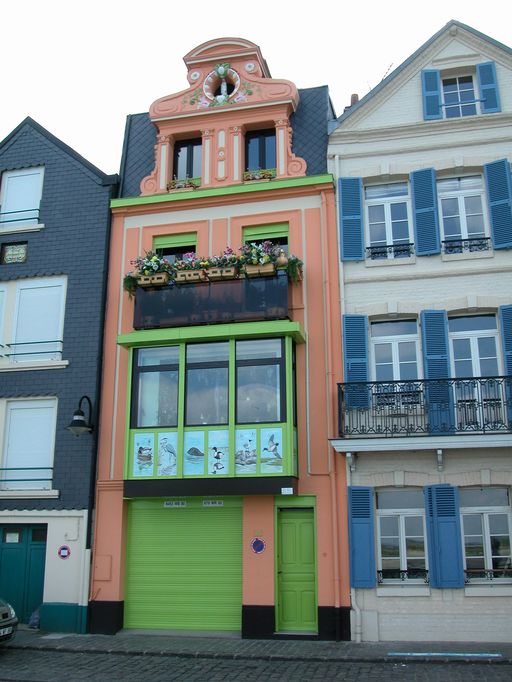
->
[0,466,53,488]
[338,376,512,438]
[464,567,512,583]
[134,270,289,330]
[366,243,414,260]
[442,237,491,254]
[0,208,40,225]
[377,569,429,583]
[0,340,63,360]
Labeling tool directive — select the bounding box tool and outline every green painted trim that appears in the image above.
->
[275,495,317,508]
[177,344,186,477]
[243,223,289,242]
[111,175,334,209]
[118,320,306,348]
[228,340,236,476]
[39,603,87,634]
[285,337,294,476]
[124,348,134,479]
[154,233,197,250]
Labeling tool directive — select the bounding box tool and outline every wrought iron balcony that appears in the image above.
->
[377,569,429,583]
[338,376,512,438]
[464,567,512,583]
[366,242,414,260]
[133,269,289,330]
[442,237,491,254]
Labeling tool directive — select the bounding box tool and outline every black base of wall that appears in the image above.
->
[88,600,124,634]
[242,605,351,641]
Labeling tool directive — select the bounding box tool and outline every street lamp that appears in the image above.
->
[66,395,93,437]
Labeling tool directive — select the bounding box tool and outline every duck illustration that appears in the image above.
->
[211,446,225,473]
[263,434,280,459]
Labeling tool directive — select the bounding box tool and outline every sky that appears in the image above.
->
[1,0,509,175]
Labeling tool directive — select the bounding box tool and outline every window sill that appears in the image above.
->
[377,585,430,597]
[441,249,494,262]
[365,255,416,268]
[0,223,45,235]
[0,489,59,499]
[464,584,512,597]
[0,360,68,372]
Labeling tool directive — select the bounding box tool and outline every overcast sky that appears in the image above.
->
[1,1,509,174]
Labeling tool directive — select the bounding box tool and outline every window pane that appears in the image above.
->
[465,537,484,557]
[246,137,260,170]
[138,346,179,367]
[460,488,509,506]
[365,183,408,199]
[237,364,280,422]
[490,536,510,558]
[404,516,423,536]
[398,342,416,363]
[463,514,482,535]
[368,204,385,222]
[390,202,407,221]
[369,223,386,244]
[264,134,276,168]
[489,514,509,535]
[175,145,188,179]
[138,370,178,427]
[381,538,399,557]
[405,537,425,557]
[449,316,496,332]
[236,339,281,361]
[377,490,424,509]
[187,342,229,364]
[191,143,202,178]
[374,343,392,363]
[186,367,228,425]
[379,516,399,535]
[441,198,460,218]
[443,217,461,238]
[371,320,417,337]
[464,195,483,215]
[466,215,485,236]
[452,338,471,360]
[14,281,64,360]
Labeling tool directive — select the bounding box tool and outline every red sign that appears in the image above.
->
[58,545,71,560]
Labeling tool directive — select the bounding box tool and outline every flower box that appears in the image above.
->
[244,263,276,277]
[206,266,237,280]
[176,270,207,283]
[137,272,170,287]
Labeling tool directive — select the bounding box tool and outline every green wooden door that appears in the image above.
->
[277,508,317,632]
[0,525,47,622]
[124,498,242,631]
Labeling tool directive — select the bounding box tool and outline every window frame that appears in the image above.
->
[370,320,421,383]
[0,167,44,232]
[441,73,479,119]
[364,183,413,260]
[460,488,512,583]
[1,397,57,491]
[185,342,230,427]
[448,315,501,379]
[131,346,180,429]
[172,138,202,181]
[244,129,276,173]
[376,489,429,584]
[437,176,491,252]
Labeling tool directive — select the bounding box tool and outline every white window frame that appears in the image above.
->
[441,73,480,119]
[0,277,67,369]
[437,176,490,252]
[371,321,422,382]
[460,491,512,583]
[0,397,57,492]
[365,183,413,260]
[377,502,429,584]
[0,167,45,233]
[449,316,502,379]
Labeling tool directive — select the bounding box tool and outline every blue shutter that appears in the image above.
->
[343,315,370,409]
[348,487,376,588]
[499,305,512,426]
[424,485,464,588]
[477,61,501,113]
[339,177,364,261]
[484,159,512,249]
[420,310,455,433]
[421,70,442,120]
[411,168,441,256]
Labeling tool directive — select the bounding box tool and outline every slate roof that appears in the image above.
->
[329,19,512,133]
[118,86,335,198]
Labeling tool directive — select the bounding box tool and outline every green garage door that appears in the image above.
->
[124,498,242,631]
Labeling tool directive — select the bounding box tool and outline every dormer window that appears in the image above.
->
[173,138,202,180]
[245,129,276,173]
[442,75,477,118]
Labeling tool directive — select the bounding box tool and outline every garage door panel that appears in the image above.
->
[124,499,242,631]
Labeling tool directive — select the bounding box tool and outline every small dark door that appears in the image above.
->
[0,525,47,622]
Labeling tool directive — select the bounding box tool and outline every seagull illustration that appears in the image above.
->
[263,434,280,458]
[159,438,176,467]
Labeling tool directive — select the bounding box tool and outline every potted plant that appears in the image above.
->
[167,177,200,191]
[174,252,208,282]
[204,247,240,280]
[243,168,276,182]
[123,252,174,297]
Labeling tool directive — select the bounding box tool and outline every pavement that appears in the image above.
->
[6,626,512,665]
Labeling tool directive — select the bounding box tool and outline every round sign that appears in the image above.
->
[251,537,266,554]
[58,545,71,560]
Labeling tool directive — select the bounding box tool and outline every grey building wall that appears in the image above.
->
[0,118,117,511]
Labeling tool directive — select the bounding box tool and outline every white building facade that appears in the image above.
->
[329,21,512,642]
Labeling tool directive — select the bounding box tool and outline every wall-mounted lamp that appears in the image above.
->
[67,395,94,437]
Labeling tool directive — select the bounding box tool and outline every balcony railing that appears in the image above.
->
[133,270,289,330]
[377,569,429,583]
[366,243,414,260]
[0,208,40,226]
[464,568,512,583]
[0,466,53,490]
[442,237,491,254]
[0,340,63,361]
[338,376,512,438]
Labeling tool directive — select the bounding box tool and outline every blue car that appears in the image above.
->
[0,598,18,644]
